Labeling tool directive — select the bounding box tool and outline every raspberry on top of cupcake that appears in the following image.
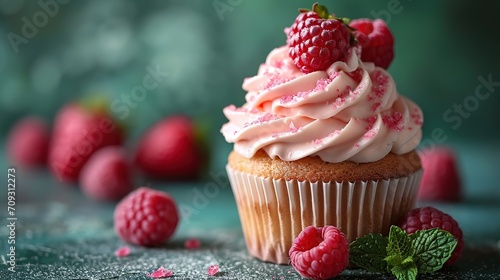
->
[221,3,423,165]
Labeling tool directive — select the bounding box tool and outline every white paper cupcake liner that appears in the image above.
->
[226,165,422,264]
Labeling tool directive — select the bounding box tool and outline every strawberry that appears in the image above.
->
[417,146,462,202]
[135,115,203,180]
[48,103,124,183]
[350,18,394,69]
[79,146,133,201]
[286,3,353,74]
[6,116,50,167]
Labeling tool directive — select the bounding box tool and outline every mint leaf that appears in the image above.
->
[384,254,403,268]
[387,225,414,261]
[391,261,418,280]
[410,228,458,273]
[349,233,388,272]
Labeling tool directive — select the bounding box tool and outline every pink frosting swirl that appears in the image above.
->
[221,46,423,163]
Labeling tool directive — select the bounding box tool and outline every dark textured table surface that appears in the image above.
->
[1,143,500,280]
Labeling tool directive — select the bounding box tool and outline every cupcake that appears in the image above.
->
[221,4,423,264]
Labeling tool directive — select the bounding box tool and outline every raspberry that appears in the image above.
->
[7,116,50,168]
[114,187,179,247]
[286,3,352,74]
[417,146,462,202]
[135,115,203,180]
[350,18,394,69]
[397,207,464,266]
[80,146,133,201]
[289,225,349,279]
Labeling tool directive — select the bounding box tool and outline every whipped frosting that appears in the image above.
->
[221,45,423,163]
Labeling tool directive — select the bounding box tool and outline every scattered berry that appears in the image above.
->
[397,206,464,265]
[417,146,462,202]
[6,116,50,167]
[114,246,130,257]
[286,3,352,74]
[350,18,394,69]
[184,238,201,250]
[135,115,203,180]
[207,264,219,276]
[114,187,179,247]
[289,225,349,279]
[147,266,173,278]
[79,146,133,201]
[48,103,124,183]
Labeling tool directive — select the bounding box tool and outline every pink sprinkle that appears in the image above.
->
[329,71,340,80]
[114,246,130,257]
[265,75,291,89]
[289,122,299,133]
[354,142,360,148]
[368,71,389,101]
[363,129,377,139]
[411,112,423,125]
[297,90,310,98]
[244,113,278,128]
[314,78,330,91]
[147,266,173,278]
[184,238,201,250]
[280,95,295,104]
[365,115,378,130]
[329,130,341,137]
[207,264,219,276]
[372,102,381,112]
[259,113,278,122]
[313,139,323,145]
[382,111,404,131]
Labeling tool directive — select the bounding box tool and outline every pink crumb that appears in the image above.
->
[289,122,299,133]
[114,246,130,257]
[368,71,389,101]
[313,138,323,145]
[411,112,423,125]
[329,130,341,137]
[207,264,219,276]
[296,90,310,98]
[147,266,173,278]
[259,113,278,122]
[265,75,291,90]
[280,95,295,104]
[314,78,330,91]
[382,111,404,131]
[329,71,341,80]
[372,102,381,112]
[184,238,201,250]
[354,142,360,148]
[365,115,378,130]
[363,129,377,139]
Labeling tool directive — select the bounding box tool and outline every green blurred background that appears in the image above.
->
[1,0,499,188]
